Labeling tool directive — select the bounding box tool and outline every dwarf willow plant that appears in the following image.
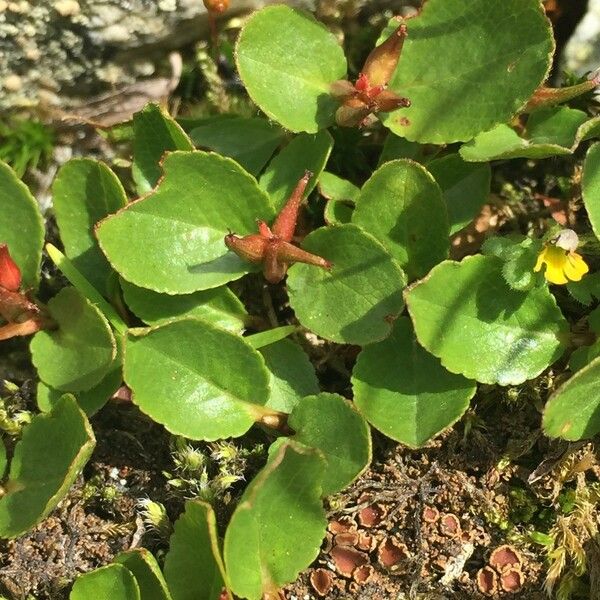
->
[0,0,600,598]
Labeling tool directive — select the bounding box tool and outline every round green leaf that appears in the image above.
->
[286,393,371,495]
[30,287,117,392]
[406,255,568,385]
[260,339,320,413]
[245,326,296,350]
[259,131,333,213]
[52,158,127,293]
[543,356,600,441]
[190,116,284,176]
[121,279,247,333]
[0,395,95,538]
[224,441,326,600]
[352,160,449,279]
[382,0,554,143]
[164,502,228,600]
[96,151,274,293]
[71,564,140,600]
[124,319,270,440]
[583,142,600,243]
[460,108,595,162]
[427,154,491,235]
[319,172,358,225]
[352,317,475,447]
[133,104,194,194]
[0,161,44,289]
[115,549,172,600]
[0,438,6,481]
[287,224,406,345]
[236,5,347,133]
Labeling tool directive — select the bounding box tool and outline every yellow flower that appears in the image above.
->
[534,245,589,285]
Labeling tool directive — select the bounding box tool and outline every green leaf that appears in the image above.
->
[382,0,554,143]
[427,154,491,235]
[121,279,247,333]
[245,325,297,349]
[284,393,371,495]
[124,319,270,440]
[236,5,347,133]
[259,131,333,213]
[583,142,600,243]
[224,441,326,600]
[287,224,406,345]
[352,160,448,279]
[378,134,429,166]
[543,356,600,440]
[0,395,95,538]
[568,340,600,374]
[30,287,117,392]
[133,104,194,193]
[352,317,475,447]
[164,501,229,600]
[460,109,600,162]
[52,159,127,292]
[46,243,128,335]
[319,172,358,225]
[406,255,568,385]
[115,549,173,600]
[96,151,274,293]
[0,160,44,289]
[260,339,320,413]
[37,337,123,415]
[0,438,6,481]
[459,106,600,162]
[71,564,140,600]
[189,116,284,176]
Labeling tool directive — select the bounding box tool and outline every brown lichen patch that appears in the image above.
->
[422,505,440,523]
[500,567,524,593]
[357,502,387,528]
[330,545,368,577]
[489,544,523,572]
[327,516,357,535]
[353,564,374,584]
[439,513,461,538]
[334,531,359,547]
[477,566,498,596]
[309,568,334,597]
[377,538,409,570]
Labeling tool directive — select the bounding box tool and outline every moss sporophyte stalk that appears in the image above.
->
[534,229,589,285]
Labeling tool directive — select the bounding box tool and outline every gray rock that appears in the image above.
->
[562,0,600,76]
[0,0,314,111]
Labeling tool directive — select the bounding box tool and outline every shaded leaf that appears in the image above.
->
[352,159,448,279]
[352,317,475,447]
[224,441,326,600]
[260,131,333,213]
[30,287,116,392]
[52,159,127,292]
[164,502,229,600]
[287,224,406,345]
[124,319,270,440]
[115,549,172,600]
[382,0,554,143]
[71,564,140,600]
[121,279,247,333]
[406,255,568,385]
[543,356,600,440]
[245,326,296,349]
[0,395,95,538]
[583,142,600,243]
[190,116,284,175]
[236,5,347,133]
[133,104,193,193]
[96,151,274,293]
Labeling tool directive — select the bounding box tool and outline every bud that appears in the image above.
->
[0,244,22,292]
[361,22,407,89]
[272,170,312,242]
[553,229,579,252]
[524,76,599,112]
[224,233,268,263]
[203,0,229,14]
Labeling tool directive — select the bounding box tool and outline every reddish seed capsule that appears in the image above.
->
[0,244,22,292]
[203,0,229,13]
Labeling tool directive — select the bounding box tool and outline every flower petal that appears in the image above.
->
[563,252,589,282]
[544,260,569,285]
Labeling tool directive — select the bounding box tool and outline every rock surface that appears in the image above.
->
[0,0,314,110]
